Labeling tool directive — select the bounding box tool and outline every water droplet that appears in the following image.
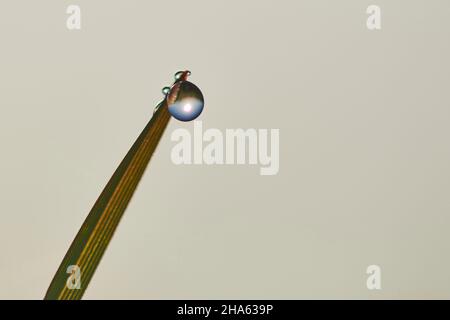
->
[153,101,163,114]
[174,70,191,81]
[162,87,171,95]
[167,81,204,122]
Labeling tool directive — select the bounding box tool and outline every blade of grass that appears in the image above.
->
[44,71,190,300]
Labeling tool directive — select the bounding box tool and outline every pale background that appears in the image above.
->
[0,0,449,299]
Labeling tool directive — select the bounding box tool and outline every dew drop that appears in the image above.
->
[161,86,171,96]
[174,70,191,81]
[153,101,163,114]
[167,81,204,122]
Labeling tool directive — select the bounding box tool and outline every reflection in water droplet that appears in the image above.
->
[162,87,171,95]
[174,70,191,81]
[167,81,204,121]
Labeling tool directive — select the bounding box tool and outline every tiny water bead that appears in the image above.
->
[174,70,191,81]
[167,80,204,122]
[161,87,171,95]
[153,101,163,114]
[154,87,172,113]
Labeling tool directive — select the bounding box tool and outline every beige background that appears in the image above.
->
[0,0,450,299]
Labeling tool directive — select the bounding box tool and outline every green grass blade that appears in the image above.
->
[44,98,171,300]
